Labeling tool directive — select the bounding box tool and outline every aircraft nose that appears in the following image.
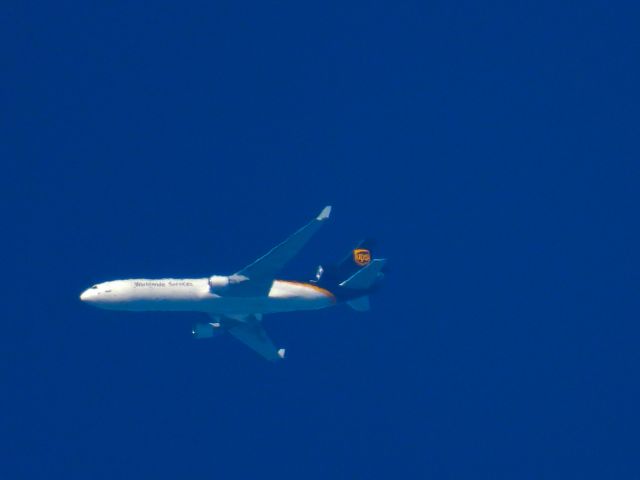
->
[80,290,91,302]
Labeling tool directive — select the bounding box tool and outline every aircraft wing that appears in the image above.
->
[230,206,332,296]
[218,314,285,361]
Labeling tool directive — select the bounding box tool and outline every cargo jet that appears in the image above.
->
[80,206,386,361]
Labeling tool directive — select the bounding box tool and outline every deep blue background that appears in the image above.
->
[2,1,639,478]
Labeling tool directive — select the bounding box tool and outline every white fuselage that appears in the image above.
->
[79,278,336,315]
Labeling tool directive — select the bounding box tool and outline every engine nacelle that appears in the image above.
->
[192,322,223,339]
[208,275,230,292]
[208,274,249,292]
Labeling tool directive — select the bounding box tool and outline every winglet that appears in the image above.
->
[277,348,286,359]
[317,205,332,221]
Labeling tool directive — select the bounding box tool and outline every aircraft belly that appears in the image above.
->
[205,295,332,315]
[115,299,213,312]
[102,279,335,315]
[113,294,331,315]
[204,281,335,315]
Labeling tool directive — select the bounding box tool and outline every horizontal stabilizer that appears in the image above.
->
[346,296,370,311]
[339,259,386,290]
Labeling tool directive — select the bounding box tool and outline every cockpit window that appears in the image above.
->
[91,285,98,289]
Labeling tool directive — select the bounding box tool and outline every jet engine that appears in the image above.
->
[208,275,230,292]
[192,322,223,339]
[208,274,249,292]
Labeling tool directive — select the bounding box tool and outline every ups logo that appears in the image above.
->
[353,249,371,267]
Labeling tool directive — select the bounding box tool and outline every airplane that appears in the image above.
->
[79,206,386,361]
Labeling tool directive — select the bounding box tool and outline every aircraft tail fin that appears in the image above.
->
[314,239,377,286]
[313,239,386,309]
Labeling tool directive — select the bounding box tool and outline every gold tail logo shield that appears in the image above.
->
[353,249,371,267]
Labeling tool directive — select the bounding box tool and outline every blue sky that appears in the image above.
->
[2,1,639,478]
